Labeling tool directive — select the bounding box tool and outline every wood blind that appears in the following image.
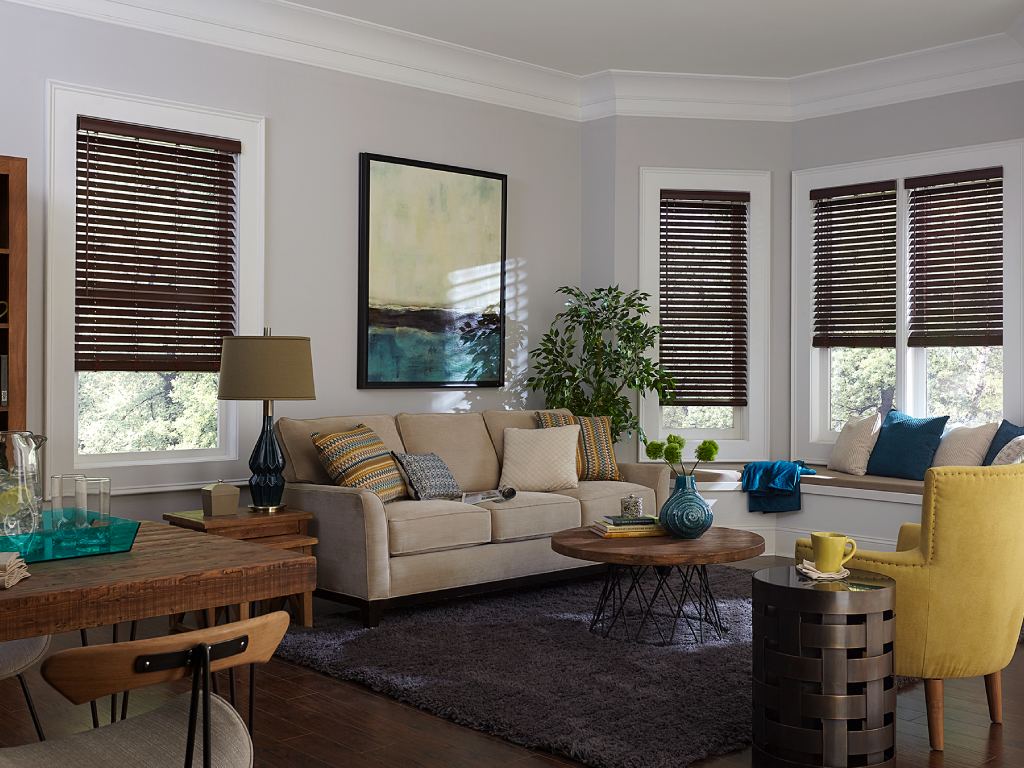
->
[811,180,898,348]
[659,190,749,407]
[906,167,1003,348]
[75,116,241,372]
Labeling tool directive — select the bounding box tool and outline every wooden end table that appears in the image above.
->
[551,526,765,645]
[163,508,317,627]
[752,566,896,768]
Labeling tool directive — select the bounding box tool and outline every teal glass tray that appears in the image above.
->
[0,509,140,563]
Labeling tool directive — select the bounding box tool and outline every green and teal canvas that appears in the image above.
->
[360,155,506,387]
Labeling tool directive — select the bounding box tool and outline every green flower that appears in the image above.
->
[694,440,719,464]
[663,442,683,465]
[644,441,666,460]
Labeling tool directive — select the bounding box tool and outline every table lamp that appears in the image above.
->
[218,330,316,512]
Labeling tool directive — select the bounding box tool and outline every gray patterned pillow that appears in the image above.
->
[392,452,462,500]
[992,435,1024,465]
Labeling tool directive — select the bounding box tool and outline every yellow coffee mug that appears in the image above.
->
[811,531,857,573]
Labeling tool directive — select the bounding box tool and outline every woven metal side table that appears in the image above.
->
[752,567,896,768]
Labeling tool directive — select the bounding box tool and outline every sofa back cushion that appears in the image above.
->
[483,408,571,462]
[275,414,404,484]
[397,413,500,491]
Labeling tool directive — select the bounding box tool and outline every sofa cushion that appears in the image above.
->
[393,452,462,500]
[312,427,408,503]
[536,412,621,481]
[385,499,490,556]
[555,481,657,525]
[473,492,581,542]
[499,425,580,492]
[828,412,881,476]
[276,415,404,484]
[397,413,500,492]
[866,410,948,481]
[983,419,1024,465]
[483,408,571,462]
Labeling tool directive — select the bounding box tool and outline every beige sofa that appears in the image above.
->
[274,410,671,625]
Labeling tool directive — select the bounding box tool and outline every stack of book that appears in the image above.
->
[591,515,667,538]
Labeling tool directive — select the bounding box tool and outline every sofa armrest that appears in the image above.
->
[896,523,921,552]
[618,462,671,509]
[283,483,390,601]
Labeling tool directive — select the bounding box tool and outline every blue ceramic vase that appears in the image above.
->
[659,474,713,539]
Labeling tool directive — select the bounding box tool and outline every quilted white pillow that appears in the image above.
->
[992,435,1024,465]
[499,425,580,492]
[932,422,999,467]
[828,412,881,476]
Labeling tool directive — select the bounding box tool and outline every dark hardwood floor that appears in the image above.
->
[0,555,1019,767]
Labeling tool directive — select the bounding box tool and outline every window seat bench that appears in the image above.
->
[677,463,924,557]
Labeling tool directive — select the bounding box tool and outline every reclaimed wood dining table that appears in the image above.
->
[0,521,317,641]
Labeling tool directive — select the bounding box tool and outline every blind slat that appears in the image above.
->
[812,183,898,349]
[659,190,748,407]
[75,117,239,372]
[907,168,1003,348]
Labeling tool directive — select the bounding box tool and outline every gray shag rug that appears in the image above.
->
[277,566,757,768]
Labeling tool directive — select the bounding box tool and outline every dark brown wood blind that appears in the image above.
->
[75,116,241,372]
[659,189,749,407]
[907,167,1003,348]
[811,180,898,348]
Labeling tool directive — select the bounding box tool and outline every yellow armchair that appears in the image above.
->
[795,465,1024,751]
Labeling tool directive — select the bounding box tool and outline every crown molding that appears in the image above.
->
[7,0,1024,123]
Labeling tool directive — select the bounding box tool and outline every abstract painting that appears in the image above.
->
[357,153,507,388]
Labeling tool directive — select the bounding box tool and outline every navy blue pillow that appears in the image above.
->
[983,420,1024,465]
[866,410,949,481]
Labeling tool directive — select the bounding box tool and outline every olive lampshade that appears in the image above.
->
[217,336,316,401]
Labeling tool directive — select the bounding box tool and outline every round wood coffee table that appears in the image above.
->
[551,526,765,645]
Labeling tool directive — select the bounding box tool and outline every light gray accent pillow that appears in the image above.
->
[828,412,881,476]
[498,425,580,492]
[992,435,1024,465]
[932,422,999,467]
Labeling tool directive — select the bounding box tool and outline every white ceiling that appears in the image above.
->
[294,0,1024,77]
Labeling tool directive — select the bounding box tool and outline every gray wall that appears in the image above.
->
[3,1,1023,514]
[0,2,581,518]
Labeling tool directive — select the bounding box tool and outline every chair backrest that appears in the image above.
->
[41,611,289,705]
[919,466,1024,674]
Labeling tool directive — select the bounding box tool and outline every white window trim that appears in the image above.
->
[792,140,1024,463]
[637,167,772,462]
[46,81,266,494]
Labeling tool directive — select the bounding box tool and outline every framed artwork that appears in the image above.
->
[357,153,507,388]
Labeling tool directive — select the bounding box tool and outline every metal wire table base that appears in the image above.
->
[589,564,730,645]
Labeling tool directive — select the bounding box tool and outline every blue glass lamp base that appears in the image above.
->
[249,409,286,512]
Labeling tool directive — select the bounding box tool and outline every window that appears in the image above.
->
[75,117,240,456]
[639,168,771,462]
[659,190,749,430]
[810,181,898,430]
[792,142,1022,463]
[47,83,264,491]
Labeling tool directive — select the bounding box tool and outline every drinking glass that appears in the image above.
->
[50,474,86,544]
[76,477,111,552]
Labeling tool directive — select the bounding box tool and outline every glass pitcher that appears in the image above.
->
[0,431,46,538]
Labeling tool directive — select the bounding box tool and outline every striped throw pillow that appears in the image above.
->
[536,412,620,481]
[312,426,408,503]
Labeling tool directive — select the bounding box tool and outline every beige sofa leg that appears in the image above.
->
[924,678,944,750]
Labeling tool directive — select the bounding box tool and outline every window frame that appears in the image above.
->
[46,81,266,493]
[638,167,772,462]
[792,141,1024,463]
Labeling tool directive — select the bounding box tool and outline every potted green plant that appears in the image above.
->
[644,435,719,539]
[526,286,674,443]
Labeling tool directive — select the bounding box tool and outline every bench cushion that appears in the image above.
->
[385,499,491,556]
[474,492,581,542]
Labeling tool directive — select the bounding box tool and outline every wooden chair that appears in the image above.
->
[0,612,289,768]
[0,636,50,741]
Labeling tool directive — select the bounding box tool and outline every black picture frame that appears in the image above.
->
[357,153,508,389]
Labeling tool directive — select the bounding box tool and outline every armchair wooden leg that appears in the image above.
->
[924,679,944,751]
[985,670,1003,724]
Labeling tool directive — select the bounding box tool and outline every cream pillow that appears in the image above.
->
[828,412,881,476]
[992,435,1024,465]
[932,422,999,467]
[499,425,580,492]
